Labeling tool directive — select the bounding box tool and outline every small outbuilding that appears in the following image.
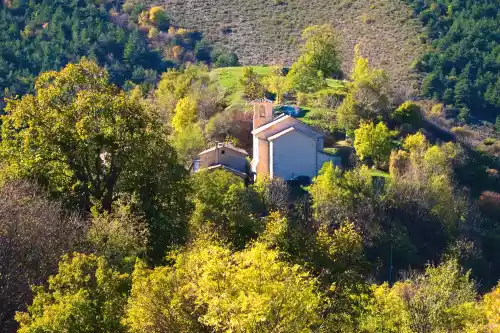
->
[191,142,249,178]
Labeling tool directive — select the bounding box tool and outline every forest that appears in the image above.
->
[0,1,500,333]
[407,0,500,121]
[0,0,237,109]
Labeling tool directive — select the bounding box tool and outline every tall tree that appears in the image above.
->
[288,24,340,93]
[354,121,394,167]
[0,60,191,260]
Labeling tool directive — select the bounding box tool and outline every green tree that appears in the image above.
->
[354,121,394,167]
[155,65,210,118]
[16,253,129,333]
[171,122,206,165]
[336,45,389,131]
[288,24,341,93]
[263,66,288,104]
[393,101,422,126]
[287,57,327,93]
[310,163,374,225]
[87,203,150,270]
[240,67,265,100]
[0,60,191,261]
[360,260,483,333]
[300,25,341,78]
[190,169,264,248]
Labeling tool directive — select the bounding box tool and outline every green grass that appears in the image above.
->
[210,66,273,105]
[369,169,390,178]
[295,107,323,128]
[326,78,345,89]
[323,147,340,155]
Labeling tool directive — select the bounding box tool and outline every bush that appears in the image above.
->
[393,101,422,126]
[211,48,239,67]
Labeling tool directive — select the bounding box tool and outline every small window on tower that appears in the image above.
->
[221,150,225,154]
[259,105,266,117]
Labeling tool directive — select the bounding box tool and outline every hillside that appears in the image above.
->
[146,0,425,92]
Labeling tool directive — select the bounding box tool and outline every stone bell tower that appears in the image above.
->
[251,98,274,179]
[252,98,274,130]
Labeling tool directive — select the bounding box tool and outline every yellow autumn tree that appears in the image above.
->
[354,121,394,167]
[171,96,198,133]
[124,238,324,332]
[149,6,169,30]
[482,282,500,332]
[263,66,288,104]
[336,44,389,131]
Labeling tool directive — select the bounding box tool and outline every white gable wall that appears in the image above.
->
[270,130,318,180]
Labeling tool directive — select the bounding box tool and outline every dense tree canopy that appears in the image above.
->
[0,0,237,111]
[16,253,130,333]
[1,8,500,333]
[0,60,191,261]
[408,0,500,120]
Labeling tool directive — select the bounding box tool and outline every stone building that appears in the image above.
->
[250,98,341,181]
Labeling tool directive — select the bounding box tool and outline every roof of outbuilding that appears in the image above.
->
[197,143,248,156]
[206,164,248,178]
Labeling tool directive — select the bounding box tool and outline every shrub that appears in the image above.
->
[393,101,422,126]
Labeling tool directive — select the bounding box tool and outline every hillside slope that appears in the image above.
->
[148,0,425,91]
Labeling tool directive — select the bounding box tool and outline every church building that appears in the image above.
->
[251,98,341,181]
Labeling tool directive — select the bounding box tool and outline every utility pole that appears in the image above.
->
[389,243,393,286]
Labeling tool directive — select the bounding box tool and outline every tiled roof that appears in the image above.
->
[252,115,323,139]
[267,127,297,141]
[197,143,248,156]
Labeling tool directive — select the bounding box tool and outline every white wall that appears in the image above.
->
[251,135,259,173]
[270,130,317,180]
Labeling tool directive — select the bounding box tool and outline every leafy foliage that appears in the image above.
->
[288,25,340,93]
[360,260,484,333]
[190,169,264,248]
[16,253,129,333]
[336,45,389,131]
[240,67,266,100]
[0,0,162,104]
[0,60,191,261]
[354,121,395,167]
[125,238,323,333]
[0,0,236,112]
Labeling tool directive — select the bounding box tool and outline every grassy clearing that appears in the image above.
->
[326,78,345,89]
[323,147,340,155]
[369,169,390,178]
[210,66,272,104]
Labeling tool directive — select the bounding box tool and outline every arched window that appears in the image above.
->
[259,105,266,117]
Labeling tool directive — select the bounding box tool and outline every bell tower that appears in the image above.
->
[252,98,274,130]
